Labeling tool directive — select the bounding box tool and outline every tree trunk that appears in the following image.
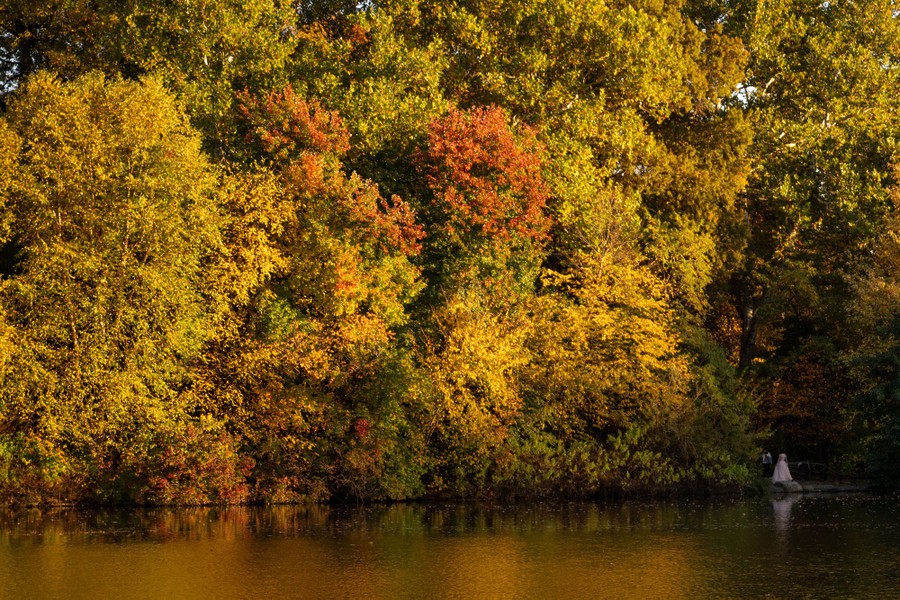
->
[739,304,758,370]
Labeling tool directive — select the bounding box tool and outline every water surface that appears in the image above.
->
[3,494,900,598]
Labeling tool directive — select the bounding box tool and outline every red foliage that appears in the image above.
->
[346,189,424,257]
[137,424,253,505]
[379,195,424,256]
[239,86,424,258]
[353,417,371,439]
[420,106,550,245]
[283,152,327,194]
[237,85,350,162]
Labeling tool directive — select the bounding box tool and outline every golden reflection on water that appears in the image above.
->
[2,497,900,599]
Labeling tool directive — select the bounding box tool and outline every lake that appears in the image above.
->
[3,493,900,598]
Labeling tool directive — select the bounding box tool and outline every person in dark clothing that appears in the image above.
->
[762,450,773,477]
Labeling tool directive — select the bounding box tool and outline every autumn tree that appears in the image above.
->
[417,106,550,296]
[0,72,250,503]
[0,0,296,146]
[405,106,552,494]
[286,1,450,201]
[198,86,426,501]
[0,0,832,502]
[724,0,900,460]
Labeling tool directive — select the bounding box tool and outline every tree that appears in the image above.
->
[0,0,779,502]
[723,0,900,460]
[417,106,550,296]
[406,106,552,494]
[0,72,246,503]
[0,0,296,147]
[727,0,900,368]
[843,162,900,480]
[281,1,450,203]
[198,85,426,501]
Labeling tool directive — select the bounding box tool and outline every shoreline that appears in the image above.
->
[770,479,872,494]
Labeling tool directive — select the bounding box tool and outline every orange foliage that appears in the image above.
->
[237,85,350,162]
[420,106,550,246]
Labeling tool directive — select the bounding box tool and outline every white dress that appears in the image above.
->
[771,453,792,483]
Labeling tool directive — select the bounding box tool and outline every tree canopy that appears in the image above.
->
[2,0,899,504]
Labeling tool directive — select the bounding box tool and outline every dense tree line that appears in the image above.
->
[2,0,900,504]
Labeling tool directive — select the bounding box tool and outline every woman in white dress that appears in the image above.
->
[771,453,792,483]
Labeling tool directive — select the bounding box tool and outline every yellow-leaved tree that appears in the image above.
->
[0,72,248,504]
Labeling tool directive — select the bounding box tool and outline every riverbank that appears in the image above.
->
[770,479,872,494]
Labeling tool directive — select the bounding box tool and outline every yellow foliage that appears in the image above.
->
[526,253,691,434]
[0,72,230,500]
[425,288,531,441]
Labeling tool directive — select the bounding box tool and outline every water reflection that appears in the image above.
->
[0,501,747,542]
[771,494,799,530]
[2,496,900,599]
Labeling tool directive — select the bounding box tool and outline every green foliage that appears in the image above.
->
[849,316,900,485]
[0,0,296,146]
[289,4,450,197]
[721,0,900,464]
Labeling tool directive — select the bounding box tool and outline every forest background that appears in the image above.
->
[3,0,900,505]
